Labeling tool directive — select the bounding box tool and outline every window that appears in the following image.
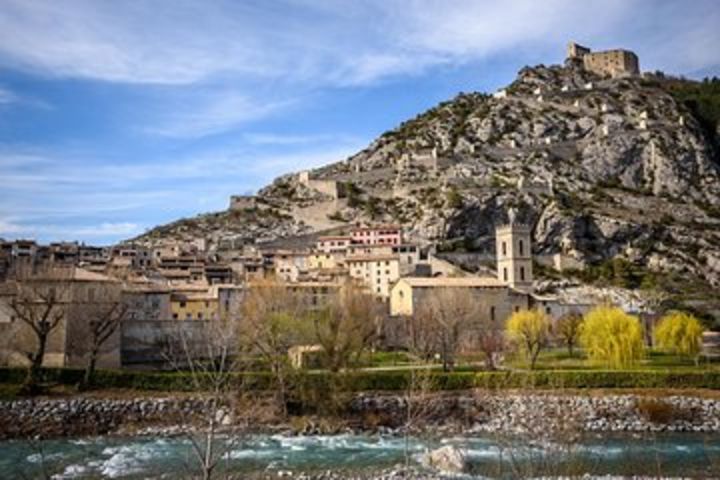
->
[503,267,508,281]
[198,312,203,320]
[514,306,520,313]
[490,306,496,322]
[186,313,192,320]
[545,306,551,315]
[408,255,413,264]
[519,240,524,256]
[377,287,381,293]
[502,241,507,256]
[172,313,178,319]
[180,301,186,308]
[520,266,525,281]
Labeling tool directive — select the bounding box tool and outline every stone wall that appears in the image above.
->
[297,171,344,199]
[229,195,257,211]
[583,49,639,77]
[120,319,217,368]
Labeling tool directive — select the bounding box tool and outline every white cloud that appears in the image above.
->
[142,91,295,139]
[1,0,717,87]
[0,139,364,243]
[0,86,17,104]
[242,132,358,146]
[0,218,24,235]
[0,218,142,240]
[72,222,142,237]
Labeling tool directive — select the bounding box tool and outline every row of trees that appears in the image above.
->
[240,279,383,414]
[507,305,706,369]
[2,265,128,394]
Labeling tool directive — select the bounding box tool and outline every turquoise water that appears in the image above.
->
[0,433,719,478]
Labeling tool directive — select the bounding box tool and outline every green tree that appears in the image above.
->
[445,187,463,209]
[655,311,705,364]
[506,309,551,370]
[579,306,644,369]
[241,278,314,416]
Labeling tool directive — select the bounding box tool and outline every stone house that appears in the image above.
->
[389,277,529,318]
[0,267,123,369]
[347,243,421,276]
[347,255,400,299]
[316,236,353,254]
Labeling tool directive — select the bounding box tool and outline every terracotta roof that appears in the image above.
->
[349,243,416,250]
[71,268,117,283]
[347,255,399,263]
[351,224,401,232]
[397,277,506,288]
[172,292,216,301]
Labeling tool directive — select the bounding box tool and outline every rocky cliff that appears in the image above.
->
[133,64,720,317]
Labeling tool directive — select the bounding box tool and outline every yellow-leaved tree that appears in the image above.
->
[579,305,644,369]
[655,311,704,364]
[506,309,551,370]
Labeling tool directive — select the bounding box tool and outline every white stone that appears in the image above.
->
[423,446,469,473]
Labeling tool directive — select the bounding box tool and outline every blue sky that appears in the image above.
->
[1,0,719,245]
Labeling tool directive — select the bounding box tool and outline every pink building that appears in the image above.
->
[350,225,403,246]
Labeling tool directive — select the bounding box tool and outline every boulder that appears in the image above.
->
[423,445,469,473]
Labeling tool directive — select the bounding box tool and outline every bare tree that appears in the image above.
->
[164,315,247,480]
[69,282,128,390]
[405,307,441,363]
[407,288,503,370]
[240,278,314,416]
[401,368,436,468]
[555,311,583,357]
[476,323,505,371]
[312,281,381,373]
[5,264,72,394]
[413,288,481,372]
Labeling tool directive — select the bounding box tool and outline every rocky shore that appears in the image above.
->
[2,391,720,440]
[351,392,720,435]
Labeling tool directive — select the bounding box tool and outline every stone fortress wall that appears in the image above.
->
[229,195,257,211]
[298,171,345,200]
[567,41,639,78]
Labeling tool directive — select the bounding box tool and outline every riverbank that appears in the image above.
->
[2,389,720,440]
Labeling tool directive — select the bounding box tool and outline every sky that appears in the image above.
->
[1,0,719,245]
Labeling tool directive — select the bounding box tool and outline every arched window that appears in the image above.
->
[490,306,496,322]
[519,239,524,256]
[520,266,525,281]
[502,241,507,256]
[503,267,508,281]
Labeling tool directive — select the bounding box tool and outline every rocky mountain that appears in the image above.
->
[133,63,720,318]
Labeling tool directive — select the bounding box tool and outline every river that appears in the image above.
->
[1,432,719,479]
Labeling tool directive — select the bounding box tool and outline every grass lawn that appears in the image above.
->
[506,347,720,372]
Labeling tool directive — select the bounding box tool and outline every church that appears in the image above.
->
[388,220,589,324]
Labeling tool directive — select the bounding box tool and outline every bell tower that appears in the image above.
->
[496,222,533,291]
